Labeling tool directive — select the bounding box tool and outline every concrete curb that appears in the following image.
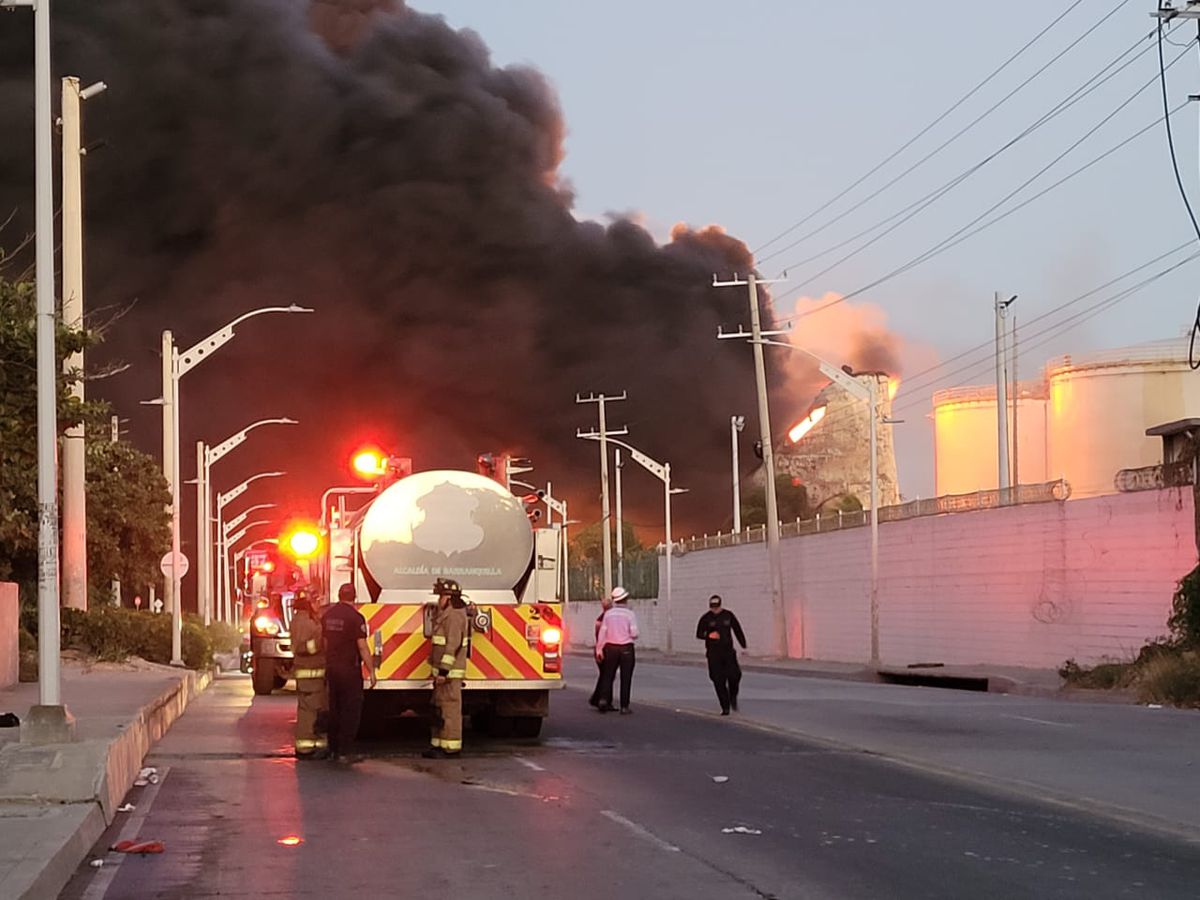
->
[12,666,215,900]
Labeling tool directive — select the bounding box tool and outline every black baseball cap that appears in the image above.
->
[709,594,722,607]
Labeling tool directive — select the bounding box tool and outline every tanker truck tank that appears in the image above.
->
[357,470,537,604]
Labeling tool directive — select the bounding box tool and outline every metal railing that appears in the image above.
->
[568,553,659,602]
[672,479,1071,554]
[1115,460,1194,493]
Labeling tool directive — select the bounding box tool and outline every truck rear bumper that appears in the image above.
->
[370,679,565,690]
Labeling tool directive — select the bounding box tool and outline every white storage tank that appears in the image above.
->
[932,384,1047,495]
[1045,338,1200,497]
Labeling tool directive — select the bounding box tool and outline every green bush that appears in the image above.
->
[18,627,37,682]
[204,620,243,655]
[57,607,211,669]
[1169,565,1200,648]
[1137,652,1200,708]
[1059,658,1135,690]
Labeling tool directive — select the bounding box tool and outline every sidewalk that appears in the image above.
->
[0,656,211,900]
[573,648,1074,699]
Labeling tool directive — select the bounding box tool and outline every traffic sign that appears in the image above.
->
[152,598,164,614]
[160,551,190,579]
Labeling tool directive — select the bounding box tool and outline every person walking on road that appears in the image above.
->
[595,586,638,714]
[290,590,328,759]
[696,594,746,715]
[424,578,469,759]
[322,583,376,763]
[587,592,614,708]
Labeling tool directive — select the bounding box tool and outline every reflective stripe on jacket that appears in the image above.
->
[428,605,469,678]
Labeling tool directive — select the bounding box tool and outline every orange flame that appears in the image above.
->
[788,406,827,443]
[887,377,900,401]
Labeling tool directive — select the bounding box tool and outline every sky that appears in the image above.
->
[421,0,1200,499]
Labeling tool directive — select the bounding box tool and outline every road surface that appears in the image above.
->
[63,664,1200,899]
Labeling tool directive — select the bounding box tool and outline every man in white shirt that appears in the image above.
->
[595,586,639,713]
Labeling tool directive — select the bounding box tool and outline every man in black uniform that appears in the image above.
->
[695,594,747,715]
[322,583,376,763]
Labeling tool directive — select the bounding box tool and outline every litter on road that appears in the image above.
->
[712,775,729,783]
[111,840,166,854]
[722,826,763,835]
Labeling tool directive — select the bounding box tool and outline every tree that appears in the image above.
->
[0,267,169,601]
[740,475,811,527]
[85,439,171,602]
[570,519,645,566]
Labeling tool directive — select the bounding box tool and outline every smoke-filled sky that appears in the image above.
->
[0,0,900,551]
[3,0,1195,559]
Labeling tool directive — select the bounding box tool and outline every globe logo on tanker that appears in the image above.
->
[359,470,535,594]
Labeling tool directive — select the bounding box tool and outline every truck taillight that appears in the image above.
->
[540,626,562,673]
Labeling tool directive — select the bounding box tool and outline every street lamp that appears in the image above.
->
[216,471,285,623]
[3,0,77,740]
[731,416,746,533]
[154,304,311,665]
[577,432,686,655]
[756,337,888,665]
[223,520,274,618]
[197,417,297,624]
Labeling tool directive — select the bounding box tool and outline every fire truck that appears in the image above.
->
[312,462,565,737]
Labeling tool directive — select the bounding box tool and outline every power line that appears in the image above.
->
[1155,12,1200,368]
[756,0,1134,267]
[774,34,1195,322]
[753,0,1092,258]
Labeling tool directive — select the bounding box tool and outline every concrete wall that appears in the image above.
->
[576,488,1195,668]
[0,582,17,690]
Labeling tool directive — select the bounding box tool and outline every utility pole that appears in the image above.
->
[994,293,1016,502]
[714,273,790,658]
[867,377,880,665]
[1011,313,1020,498]
[615,450,625,585]
[196,442,208,623]
[59,75,106,614]
[731,415,745,533]
[544,482,570,602]
[575,392,627,597]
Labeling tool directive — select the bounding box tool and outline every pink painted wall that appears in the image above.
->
[665,488,1195,668]
[0,582,18,689]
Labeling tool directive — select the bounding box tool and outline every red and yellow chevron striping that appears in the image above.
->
[357,602,564,683]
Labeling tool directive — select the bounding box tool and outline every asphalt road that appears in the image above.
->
[63,671,1200,900]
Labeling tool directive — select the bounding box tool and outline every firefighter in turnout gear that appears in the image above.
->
[290,590,329,758]
[424,578,469,759]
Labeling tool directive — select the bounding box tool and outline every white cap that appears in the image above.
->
[610,586,630,603]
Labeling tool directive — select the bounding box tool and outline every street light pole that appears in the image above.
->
[198,418,297,624]
[216,471,284,622]
[9,0,77,738]
[156,305,311,659]
[753,337,887,665]
[577,432,685,655]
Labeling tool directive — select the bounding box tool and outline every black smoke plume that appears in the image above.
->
[0,0,803,560]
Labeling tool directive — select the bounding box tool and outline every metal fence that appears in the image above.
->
[672,479,1072,555]
[1114,460,1194,493]
[568,553,659,602]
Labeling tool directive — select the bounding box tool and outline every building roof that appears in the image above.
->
[1146,418,1200,438]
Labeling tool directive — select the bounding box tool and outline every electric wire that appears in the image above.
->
[752,0,1093,259]
[780,243,1200,437]
[1155,10,1200,368]
[772,33,1194,322]
[757,0,1137,269]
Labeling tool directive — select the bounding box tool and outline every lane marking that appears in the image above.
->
[82,765,171,900]
[600,809,681,853]
[515,756,546,771]
[1003,714,1073,728]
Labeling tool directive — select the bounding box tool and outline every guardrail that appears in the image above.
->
[670,479,1071,555]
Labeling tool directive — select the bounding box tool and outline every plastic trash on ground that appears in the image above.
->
[712,776,729,784]
[721,826,762,835]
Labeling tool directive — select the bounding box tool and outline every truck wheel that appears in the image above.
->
[251,659,276,696]
[511,717,543,739]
